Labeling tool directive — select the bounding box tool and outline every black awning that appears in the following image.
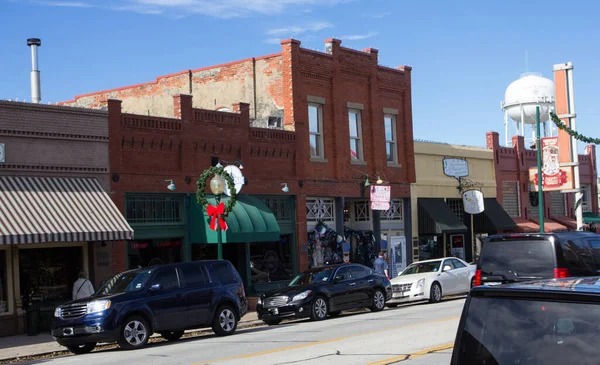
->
[418,198,467,234]
[474,198,518,233]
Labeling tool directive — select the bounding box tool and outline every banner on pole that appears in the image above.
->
[528,136,574,191]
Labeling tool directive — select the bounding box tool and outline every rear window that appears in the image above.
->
[210,261,239,285]
[455,296,600,364]
[480,240,555,279]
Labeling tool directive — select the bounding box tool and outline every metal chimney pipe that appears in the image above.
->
[27,38,41,104]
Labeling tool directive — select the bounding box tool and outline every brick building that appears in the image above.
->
[486,132,599,232]
[0,101,132,336]
[71,38,416,296]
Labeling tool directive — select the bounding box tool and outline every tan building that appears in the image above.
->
[410,141,516,263]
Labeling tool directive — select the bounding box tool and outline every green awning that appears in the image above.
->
[418,198,467,234]
[190,195,281,243]
[474,198,518,233]
[583,212,600,224]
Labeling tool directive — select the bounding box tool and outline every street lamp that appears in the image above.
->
[210,174,227,259]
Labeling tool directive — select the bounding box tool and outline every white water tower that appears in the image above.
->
[501,72,555,147]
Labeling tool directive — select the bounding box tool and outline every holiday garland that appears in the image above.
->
[550,112,600,145]
[196,165,237,214]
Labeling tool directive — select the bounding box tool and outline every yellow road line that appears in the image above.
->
[190,315,460,365]
[366,343,454,365]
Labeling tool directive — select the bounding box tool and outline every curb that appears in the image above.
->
[0,319,266,364]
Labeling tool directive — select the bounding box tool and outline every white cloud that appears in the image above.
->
[340,32,378,40]
[266,21,332,36]
[30,0,354,18]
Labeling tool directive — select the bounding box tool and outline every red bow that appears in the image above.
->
[207,202,228,231]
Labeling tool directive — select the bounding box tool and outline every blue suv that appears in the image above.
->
[51,260,248,354]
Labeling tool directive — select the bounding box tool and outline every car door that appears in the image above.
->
[146,267,187,331]
[439,259,460,295]
[449,259,471,292]
[328,266,354,310]
[179,263,214,328]
[349,265,372,307]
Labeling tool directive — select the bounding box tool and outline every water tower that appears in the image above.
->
[501,72,555,147]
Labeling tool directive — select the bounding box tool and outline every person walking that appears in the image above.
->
[374,251,389,279]
[72,271,95,300]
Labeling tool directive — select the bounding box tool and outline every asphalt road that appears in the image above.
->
[25,298,465,365]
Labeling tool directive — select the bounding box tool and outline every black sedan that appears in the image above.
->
[256,263,392,325]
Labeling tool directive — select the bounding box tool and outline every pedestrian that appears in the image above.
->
[374,251,389,279]
[72,271,95,300]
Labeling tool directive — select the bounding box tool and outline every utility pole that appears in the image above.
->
[536,106,545,233]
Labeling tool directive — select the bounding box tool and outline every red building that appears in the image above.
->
[486,132,598,232]
[94,38,416,297]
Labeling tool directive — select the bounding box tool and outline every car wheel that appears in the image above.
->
[212,305,238,336]
[429,282,442,303]
[370,289,386,312]
[263,319,282,326]
[160,330,184,341]
[329,311,341,318]
[118,316,150,350]
[310,296,328,321]
[66,342,96,355]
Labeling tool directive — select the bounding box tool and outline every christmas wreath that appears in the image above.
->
[196,165,237,231]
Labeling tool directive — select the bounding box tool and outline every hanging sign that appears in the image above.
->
[370,185,391,210]
[443,158,469,179]
[528,137,574,192]
[223,165,245,197]
[462,189,485,214]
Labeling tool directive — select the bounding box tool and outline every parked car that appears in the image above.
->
[387,257,476,306]
[256,263,392,325]
[474,231,600,287]
[451,277,600,364]
[52,260,248,354]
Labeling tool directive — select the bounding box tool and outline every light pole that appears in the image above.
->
[536,106,545,233]
[210,174,227,259]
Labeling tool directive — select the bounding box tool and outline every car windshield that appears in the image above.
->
[456,296,600,364]
[289,268,336,286]
[480,239,555,279]
[401,261,441,275]
[96,270,153,295]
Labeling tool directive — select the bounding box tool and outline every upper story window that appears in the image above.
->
[308,103,324,159]
[384,114,398,164]
[348,110,363,161]
[126,194,184,224]
[581,184,592,213]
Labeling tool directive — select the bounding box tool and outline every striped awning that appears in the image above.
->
[0,176,134,245]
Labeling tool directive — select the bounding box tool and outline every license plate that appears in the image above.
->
[486,282,502,286]
[401,292,409,297]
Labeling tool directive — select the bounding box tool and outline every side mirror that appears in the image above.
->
[334,275,344,282]
[443,265,452,272]
[149,283,162,292]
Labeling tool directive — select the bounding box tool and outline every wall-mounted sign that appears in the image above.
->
[223,165,245,197]
[528,137,574,192]
[462,189,485,214]
[370,185,391,210]
[443,158,469,179]
[0,143,4,163]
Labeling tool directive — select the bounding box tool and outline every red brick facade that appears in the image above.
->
[104,38,416,272]
[487,131,598,231]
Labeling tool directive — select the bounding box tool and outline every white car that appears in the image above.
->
[387,257,476,306]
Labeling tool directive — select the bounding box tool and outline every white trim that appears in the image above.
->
[307,95,326,104]
[346,102,364,110]
[383,107,399,115]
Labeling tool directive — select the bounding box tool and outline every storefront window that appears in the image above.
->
[191,244,218,261]
[128,238,182,269]
[0,250,7,313]
[19,246,83,309]
[250,235,293,284]
[419,235,442,261]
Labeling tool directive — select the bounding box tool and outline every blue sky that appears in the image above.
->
[1,0,599,153]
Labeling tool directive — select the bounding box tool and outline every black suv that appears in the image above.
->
[52,260,247,354]
[474,232,600,287]
[451,277,600,364]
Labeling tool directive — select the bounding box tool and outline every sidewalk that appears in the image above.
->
[0,312,261,362]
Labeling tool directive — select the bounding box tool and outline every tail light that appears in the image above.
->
[473,270,482,286]
[554,268,570,278]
